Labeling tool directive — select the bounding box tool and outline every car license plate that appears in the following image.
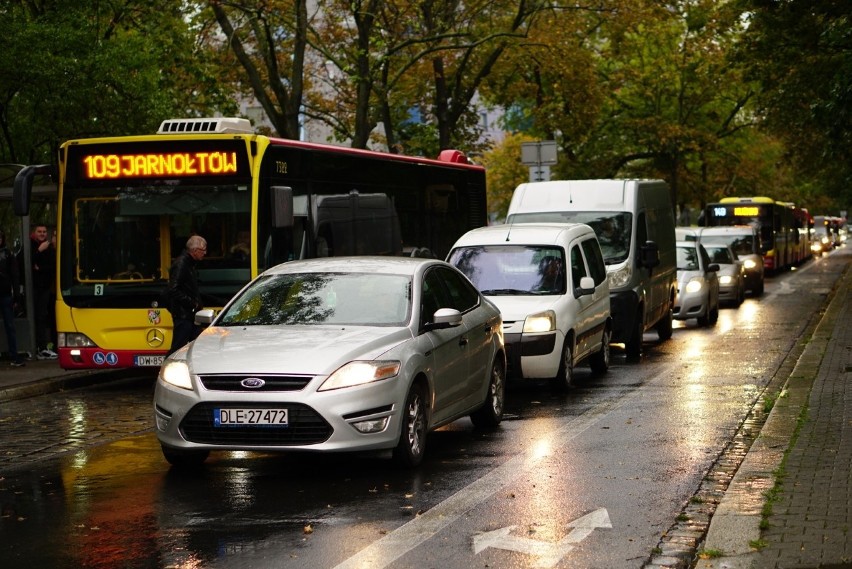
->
[134,355,165,366]
[214,408,289,427]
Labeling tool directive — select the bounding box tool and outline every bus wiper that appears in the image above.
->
[480,288,530,295]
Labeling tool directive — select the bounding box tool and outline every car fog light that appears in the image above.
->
[352,417,390,434]
[155,408,172,432]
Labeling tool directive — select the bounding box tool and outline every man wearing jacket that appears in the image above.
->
[166,235,207,355]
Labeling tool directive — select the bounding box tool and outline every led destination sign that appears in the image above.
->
[83,151,239,179]
[733,206,760,216]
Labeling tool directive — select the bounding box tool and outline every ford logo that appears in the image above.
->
[241,378,266,389]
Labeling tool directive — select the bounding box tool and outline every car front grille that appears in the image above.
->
[198,374,314,392]
[179,403,332,446]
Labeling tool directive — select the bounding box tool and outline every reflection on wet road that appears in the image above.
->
[0,249,847,569]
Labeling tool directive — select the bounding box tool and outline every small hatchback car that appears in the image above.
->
[154,257,506,468]
[447,223,611,389]
[674,241,720,326]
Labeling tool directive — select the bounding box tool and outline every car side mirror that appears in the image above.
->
[707,263,720,272]
[639,241,660,269]
[426,308,463,331]
[194,308,216,326]
[574,276,596,298]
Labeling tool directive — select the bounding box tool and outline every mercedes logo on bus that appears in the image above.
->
[241,378,266,389]
[146,328,166,348]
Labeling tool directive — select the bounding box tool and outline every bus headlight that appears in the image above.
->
[523,310,556,333]
[58,333,96,348]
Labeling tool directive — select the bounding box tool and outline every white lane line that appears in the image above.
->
[333,365,672,569]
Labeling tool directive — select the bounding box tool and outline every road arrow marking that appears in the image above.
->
[472,508,612,568]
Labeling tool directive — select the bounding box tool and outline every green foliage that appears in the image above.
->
[739,0,852,212]
[0,0,235,165]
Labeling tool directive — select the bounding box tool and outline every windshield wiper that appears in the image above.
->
[480,288,530,295]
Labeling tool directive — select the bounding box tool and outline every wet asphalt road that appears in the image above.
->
[0,249,845,569]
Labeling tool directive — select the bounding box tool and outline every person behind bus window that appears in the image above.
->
[31,224,57,360]
[166,235,207,355]
[229,229,251,262]
[0,229,25,366]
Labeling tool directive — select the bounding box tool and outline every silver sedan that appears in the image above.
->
[154,257,506,468]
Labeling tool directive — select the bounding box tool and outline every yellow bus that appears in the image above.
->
[13,118,487,370]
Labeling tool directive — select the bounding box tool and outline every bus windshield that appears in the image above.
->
[63,183,251,307]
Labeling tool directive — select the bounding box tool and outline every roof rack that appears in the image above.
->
[157,117,253,135]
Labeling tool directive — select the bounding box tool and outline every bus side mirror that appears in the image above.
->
[13,164,52,216]
[271,186,294,229]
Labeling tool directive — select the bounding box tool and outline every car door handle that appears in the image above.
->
[482,324,493,336]
[459,336,469,347]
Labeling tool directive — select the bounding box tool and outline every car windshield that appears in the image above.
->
[508,211,632,265]
[677,246,700,271]
[448,245,566,295]
[704,246,734,264]
[704,235,754,256]
[217,272,411,326]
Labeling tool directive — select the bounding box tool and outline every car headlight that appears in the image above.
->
[318,361,401,391]
[159,360,193,390]
[685,278,704,294]
[719,275,733,285]
[523,310,556,333]
[742,259,757,270]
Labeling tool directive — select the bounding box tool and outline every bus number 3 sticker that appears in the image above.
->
[94,284,104,296]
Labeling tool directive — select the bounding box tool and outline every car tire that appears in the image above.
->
[709,302,719,325]
[589,327,612,375]
[393,382,428,468]
[554,338,575,389]
[161,445,209,468]
[470,357,505,429]
[754,280,764,296]
[656,307,673,341]
[625,309,643,361]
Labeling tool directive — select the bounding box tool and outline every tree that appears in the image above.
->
[205,0,307,140]
[0,0,235,165]
[738,0,852,212]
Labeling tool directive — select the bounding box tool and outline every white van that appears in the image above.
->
[447,223,611,388]
[506,180,677,359]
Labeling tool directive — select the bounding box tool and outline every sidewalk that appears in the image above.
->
[0,357,113,402]
[697,246,852,569]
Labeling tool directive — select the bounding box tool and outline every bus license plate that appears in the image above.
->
[134,355,165,366]
[215,408,289,427]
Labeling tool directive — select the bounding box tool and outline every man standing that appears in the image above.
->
[166,235,207,355]
[0,229,25,366]
[31,224,57,359]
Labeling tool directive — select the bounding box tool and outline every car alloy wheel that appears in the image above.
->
[393,383,427,467]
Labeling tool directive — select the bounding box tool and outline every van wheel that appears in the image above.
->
[589,327,611,375]
[470,357,505,428]
[625,310,643,361]
[554,339,575,389]
[393,382,427,467]
[656,308,673,341]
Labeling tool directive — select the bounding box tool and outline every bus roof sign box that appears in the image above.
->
[157,117,254,135]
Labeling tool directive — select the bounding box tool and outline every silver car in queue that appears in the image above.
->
[153,257,506,468]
